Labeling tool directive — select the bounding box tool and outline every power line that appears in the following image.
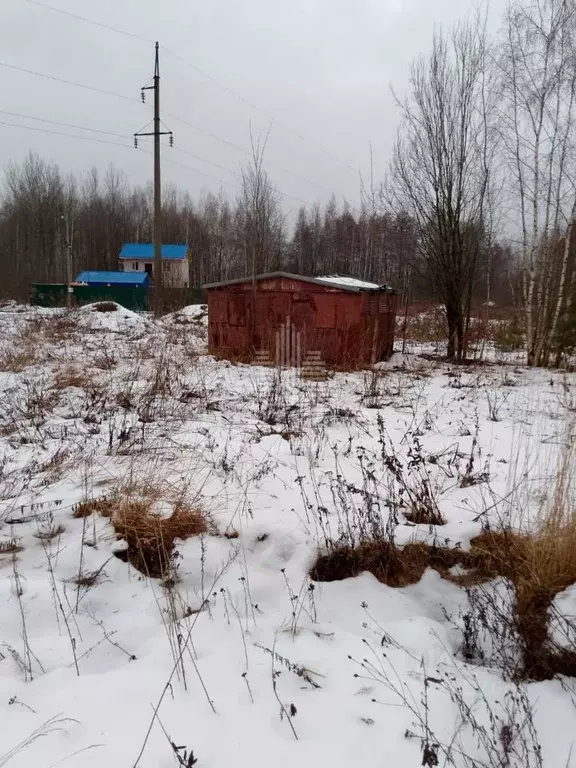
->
[137,141,314,206]
[21,0,154,43]
[0,109,130,138]
[20,0,361,177]
[0,116,240,194]
[174,146,242,180]
[1,54,347,199]
[0,61,139,103]
[165,110,338,196]
[165,111,247,155]
[0,119,133,148]
[0,115,326,209]
[3,26,361,207]
[162,46,361,176]
[138,146,241,192]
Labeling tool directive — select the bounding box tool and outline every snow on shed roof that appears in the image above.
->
[203,271,393,292]
[74,270,149,286]
[315,275,382,290]
[119,244,188,260]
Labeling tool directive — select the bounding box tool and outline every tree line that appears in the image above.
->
[1,0,575,366]
[0,150,508,304]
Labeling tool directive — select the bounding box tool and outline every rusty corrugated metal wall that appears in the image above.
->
[207,276,396,368]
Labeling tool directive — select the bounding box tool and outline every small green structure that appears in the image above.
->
[72,271,150,311]
[31,271,204,313]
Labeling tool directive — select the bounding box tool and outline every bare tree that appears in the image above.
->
[389,12,496,360]
[236,128,285,276]
[498,0,576,365]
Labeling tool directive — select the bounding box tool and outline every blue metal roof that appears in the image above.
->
[119,243,188,260]
[74,271,150,286]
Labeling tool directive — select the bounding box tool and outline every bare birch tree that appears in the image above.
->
[236,128,284,276]
[498,0,576,365]
[389,13,496,360]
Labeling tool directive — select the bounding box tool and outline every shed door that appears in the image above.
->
[255,294,291,326]
[292,295,314,327]
[228,294,247,326]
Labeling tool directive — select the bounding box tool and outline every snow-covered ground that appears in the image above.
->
[0,303,574,767]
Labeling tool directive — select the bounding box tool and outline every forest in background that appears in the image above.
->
[0,151,514,307]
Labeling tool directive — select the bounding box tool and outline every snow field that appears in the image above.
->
[0,304,574,767]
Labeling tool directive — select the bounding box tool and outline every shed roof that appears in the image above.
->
[315,275,382,290]
[74,270,149,286]
[119,244,188,260]
[203,271,392,293]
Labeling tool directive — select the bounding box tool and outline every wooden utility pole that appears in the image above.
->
[60,213,73,308]
[135,42,173,315]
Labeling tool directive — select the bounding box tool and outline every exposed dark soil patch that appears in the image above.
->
[92,302,118,313]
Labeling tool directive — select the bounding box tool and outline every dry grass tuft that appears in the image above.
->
[112,498,207,578]
[404,505,447,526]
[0,539,23,554]
[0,348,37,373]
[73,569,103,588]
[311,455,576,681]
[54,365,90,390]
[310,540,467,588]
[93,351,117,370]
[73,498,115,519]
[34,524,66,542]
[469,520,576,679]
[75,488,208,578]
[41,313,76,342]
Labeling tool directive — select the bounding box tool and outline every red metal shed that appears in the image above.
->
[203,272,397,369]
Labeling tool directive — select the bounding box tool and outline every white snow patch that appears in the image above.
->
[374,352,436,371]
[73,302,149,333]
[549,584,576,650]
[160,304,208,326]
[315,275,383,290]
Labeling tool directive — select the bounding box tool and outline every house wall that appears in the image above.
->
[118,258,189,288]
[207,277,396,368]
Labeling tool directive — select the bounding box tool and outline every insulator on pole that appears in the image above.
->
[169,133,174,147]
[134,137,138,149]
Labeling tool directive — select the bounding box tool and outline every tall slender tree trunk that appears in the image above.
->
[548,213,575,365]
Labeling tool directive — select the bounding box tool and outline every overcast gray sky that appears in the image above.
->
[2,0,504,214]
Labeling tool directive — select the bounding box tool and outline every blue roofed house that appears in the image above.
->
[118,244,189,288]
